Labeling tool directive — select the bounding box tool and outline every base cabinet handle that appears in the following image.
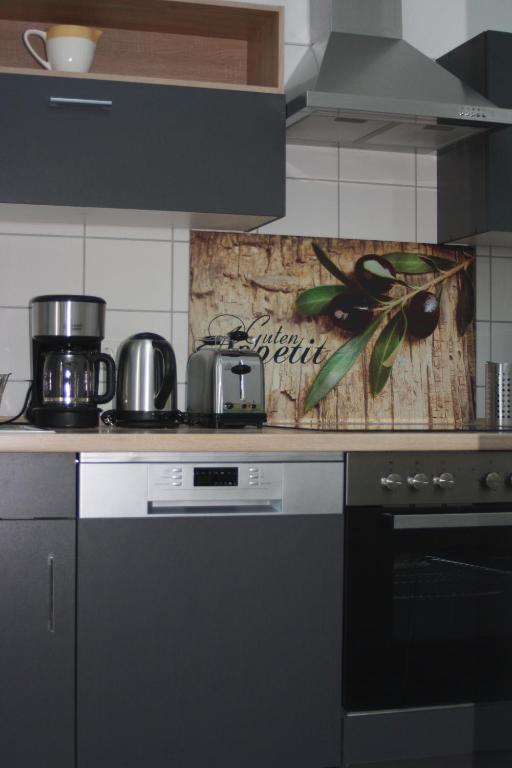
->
[49,97,113,108]
[48,555,55,633]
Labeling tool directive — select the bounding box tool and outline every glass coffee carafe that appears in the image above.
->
[42,349,115,408]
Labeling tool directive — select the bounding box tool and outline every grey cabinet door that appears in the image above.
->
[78,515,342,768]
[0,73,285,217]
[0,520,75,768]
[0,453,76,519]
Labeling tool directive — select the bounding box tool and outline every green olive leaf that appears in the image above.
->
[312,243,351,286]
[304,317,381,411]
[295,284,351,316]
[382,252,437,274]
[362,257,409,288]
[362,258,394,279]
[369,311,407,396]
[456,267,475,336]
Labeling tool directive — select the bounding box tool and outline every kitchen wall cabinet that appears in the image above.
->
[0,72,285,230]
[437,31,512,246]
[0,0,285,231]
[0,453,76,768]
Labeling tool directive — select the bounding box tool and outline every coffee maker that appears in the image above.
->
[28,294,115,428]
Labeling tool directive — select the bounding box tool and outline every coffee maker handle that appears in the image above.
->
[153,340,176,410]
[92,353,116,405]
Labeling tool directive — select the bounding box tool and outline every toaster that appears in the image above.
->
[186,333,266,428]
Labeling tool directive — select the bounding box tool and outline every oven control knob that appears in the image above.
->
[408,473,429,490]
[484,471,502,490]
[380,473,403,490]
[433,472,455,489]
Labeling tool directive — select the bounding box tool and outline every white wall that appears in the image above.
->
[1,0,512,419]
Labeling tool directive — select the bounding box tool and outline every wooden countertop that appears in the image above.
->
[1,425,512,452]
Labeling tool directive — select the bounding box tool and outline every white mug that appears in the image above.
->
[23,25,102,73]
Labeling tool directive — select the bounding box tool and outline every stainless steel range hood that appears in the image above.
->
[286,0,512,153]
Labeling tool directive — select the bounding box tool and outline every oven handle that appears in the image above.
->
[389,511,512,530]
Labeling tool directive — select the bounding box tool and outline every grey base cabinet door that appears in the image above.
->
[78,516,342,768]
[0,520,75,768]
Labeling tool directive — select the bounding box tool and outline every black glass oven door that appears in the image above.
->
[343,506,512,712]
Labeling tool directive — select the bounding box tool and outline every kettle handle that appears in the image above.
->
[92,353,116,405]
[153,340,176,410]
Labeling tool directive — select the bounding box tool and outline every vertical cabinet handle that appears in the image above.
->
[48,555,55,633]
[49,96,113,108]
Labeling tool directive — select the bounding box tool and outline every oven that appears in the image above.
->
[342,452,512,767]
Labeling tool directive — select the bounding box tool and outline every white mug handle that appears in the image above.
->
[23,29,51,71]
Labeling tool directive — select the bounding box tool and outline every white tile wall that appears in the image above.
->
[340,148,416,186]
[490,258,512,322]
[0,235,83,306]
[339,182,416,242]
[476,322,491,387]
[260,178,338,238]
[85,239,173,312]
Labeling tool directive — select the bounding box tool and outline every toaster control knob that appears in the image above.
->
[433,472,455,489]
[381,473,403,491]
[225,402,234,410]
[484,472,502,490]
[408,473,429,490]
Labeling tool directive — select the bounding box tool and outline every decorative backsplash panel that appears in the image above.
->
[190,233,476,428]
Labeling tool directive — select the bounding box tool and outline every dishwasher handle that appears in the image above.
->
[389,511,512,530]
[148,499,282,516]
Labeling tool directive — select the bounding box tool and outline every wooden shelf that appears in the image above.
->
[0,0,284,92]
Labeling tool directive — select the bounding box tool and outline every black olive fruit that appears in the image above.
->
[328,293,374,333]
[406,291,440,339]
[355,255,397,296]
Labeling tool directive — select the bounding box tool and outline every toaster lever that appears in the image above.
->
[231,364,251,376]
[231,362,252,400]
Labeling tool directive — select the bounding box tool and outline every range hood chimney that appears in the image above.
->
[286,0,512,153]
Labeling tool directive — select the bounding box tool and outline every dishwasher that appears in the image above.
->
[77,452,343,768]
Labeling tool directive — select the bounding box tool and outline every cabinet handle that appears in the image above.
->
[48,555,55,633]
[49,97,113,108]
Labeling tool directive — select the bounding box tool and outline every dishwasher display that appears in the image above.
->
[193,466,238,486]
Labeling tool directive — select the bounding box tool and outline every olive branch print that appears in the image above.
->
[295,245,475,411]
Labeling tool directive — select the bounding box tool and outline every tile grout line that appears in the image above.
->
[489,245,493,361]
[414,151,418,243]
[287,176,421,189]
[170,238,175,344]
[170,238,174,315]
[337,144,341,238]
[82,221,86,294]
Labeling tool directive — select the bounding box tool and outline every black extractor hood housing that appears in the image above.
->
[286,0,512,154]
[438,31,512,246]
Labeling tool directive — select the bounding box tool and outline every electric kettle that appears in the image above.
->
[107,333,179,427]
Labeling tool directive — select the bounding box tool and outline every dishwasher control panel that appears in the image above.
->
[148,462,281,500]
[78,454,344,519]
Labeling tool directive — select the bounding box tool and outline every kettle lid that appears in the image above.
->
[129,332,165,341]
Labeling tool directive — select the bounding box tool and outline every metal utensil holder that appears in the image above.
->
[486,362,512,428]
[0,372,10,408]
